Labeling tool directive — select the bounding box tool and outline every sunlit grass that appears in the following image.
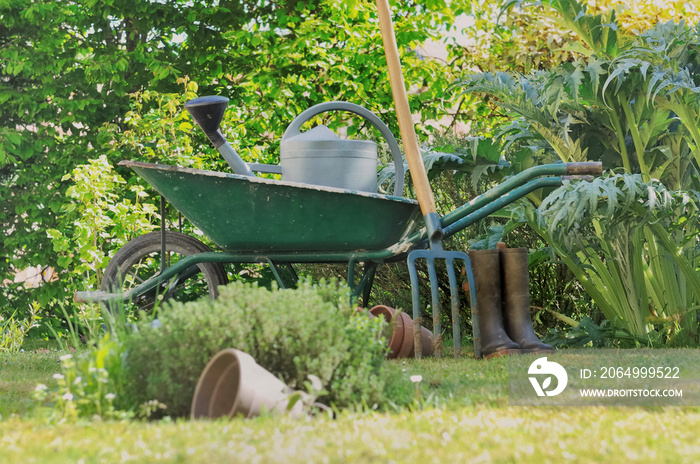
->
[2,344,699,463]
[1,406,699,463]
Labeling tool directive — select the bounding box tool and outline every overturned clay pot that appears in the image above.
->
[369,305,434,358]
[191,348,303,420]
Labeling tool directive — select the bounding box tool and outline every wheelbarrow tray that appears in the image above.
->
[120,161,421,253]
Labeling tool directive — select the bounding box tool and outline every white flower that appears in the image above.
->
[35,384,47,391]
[63,393,74,401]
[59,354,73,362]
[410,375,423,384]
[105,393,116,401]
[52,373,65,380]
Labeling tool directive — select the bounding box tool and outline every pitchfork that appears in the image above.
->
[377,0,479,358]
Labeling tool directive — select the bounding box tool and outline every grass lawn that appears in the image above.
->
[0,339,62,419]
[1,343,699,463]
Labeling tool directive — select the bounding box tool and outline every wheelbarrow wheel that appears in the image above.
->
[101,231,228,312]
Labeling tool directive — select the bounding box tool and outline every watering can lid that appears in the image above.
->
[283,125,376,149]
[284,124,340,142]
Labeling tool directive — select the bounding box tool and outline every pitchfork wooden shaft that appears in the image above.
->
[376,0,442,239]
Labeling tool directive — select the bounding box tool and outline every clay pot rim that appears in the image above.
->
[369,304,396,321]
[191,348,243,419]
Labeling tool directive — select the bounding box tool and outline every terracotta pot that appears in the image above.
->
[369,305,439,358]
[191,348,302,420]
[370,305,414,359]
[394,312,415,358]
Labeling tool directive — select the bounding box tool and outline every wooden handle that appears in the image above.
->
[376,0,438,220]
[565,161,603,176]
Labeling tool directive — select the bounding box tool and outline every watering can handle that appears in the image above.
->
[282,101,405,197]
[376,0,441,240]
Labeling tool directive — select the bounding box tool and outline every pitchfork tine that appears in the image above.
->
[446,258,462,357]
[426,257,442,357]
[408,248,480,358]
[407,254,423,358]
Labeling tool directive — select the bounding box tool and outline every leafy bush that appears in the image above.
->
[121,280,387,417]
[47,155,157,293]
[538,174,700,342]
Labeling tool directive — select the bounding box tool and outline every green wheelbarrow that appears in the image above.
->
[74,96,601,358]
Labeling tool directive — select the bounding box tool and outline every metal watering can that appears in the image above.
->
[281,101,404,194]
[185,98,404,196]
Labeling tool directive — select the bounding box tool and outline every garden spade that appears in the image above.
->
[376,0,479,358]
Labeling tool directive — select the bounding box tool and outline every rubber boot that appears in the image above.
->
[468,249,521,358]
[499,247,555,354]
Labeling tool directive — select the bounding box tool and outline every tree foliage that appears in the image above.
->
[0,0,463,323]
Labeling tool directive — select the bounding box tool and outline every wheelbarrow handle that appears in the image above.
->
[565,162,603,176]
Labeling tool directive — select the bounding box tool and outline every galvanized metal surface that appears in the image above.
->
[282,124,378,192]
[120,161,421,253]
[280,101,406,196]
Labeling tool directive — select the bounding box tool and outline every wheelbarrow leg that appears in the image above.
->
[266,260,299,289]
[160,195,167,274]
[360,264,377,308]
[347,260,378,308]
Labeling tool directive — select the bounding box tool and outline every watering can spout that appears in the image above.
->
[185,96,254,176]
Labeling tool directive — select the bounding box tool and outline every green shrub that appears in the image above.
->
[121,280,387,417]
